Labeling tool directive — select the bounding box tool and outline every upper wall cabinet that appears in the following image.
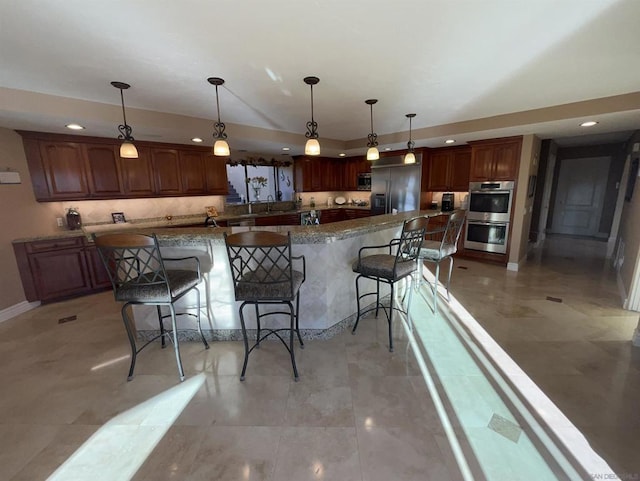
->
[18,131,229,201]
[469,136,522,182]
[84,143,124,197]
[293,155,371,192]
[423,146,471,192]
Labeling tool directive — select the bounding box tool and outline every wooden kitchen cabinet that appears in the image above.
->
[19,131,230,201]
[254,212,300,226]
[469,137,522,181]
[13,236,110,303]
[84,143,124,197]
[120,146,156,196]
[37,140,91,200]
[342,208,371,220]
[319,208,343,223]
[205,155,230,194]
[151,148,182,195]
[423,147,471,192]
[294,156,371,192]
[179,150,207,195]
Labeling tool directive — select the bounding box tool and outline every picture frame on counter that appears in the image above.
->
[111,212,126,224]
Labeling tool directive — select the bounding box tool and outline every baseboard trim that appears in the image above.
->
[507,261,519,272]
[0,300,40,323]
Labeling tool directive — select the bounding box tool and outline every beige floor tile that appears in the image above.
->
[272,427,361,481]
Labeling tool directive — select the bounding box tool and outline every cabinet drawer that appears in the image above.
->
[25,236,85,253]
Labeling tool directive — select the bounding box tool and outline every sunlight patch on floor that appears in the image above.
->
[47,373,206,481]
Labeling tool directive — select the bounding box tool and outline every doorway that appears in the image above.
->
[550,156,611,236]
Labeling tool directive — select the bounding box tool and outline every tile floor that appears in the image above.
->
[0,234,638,480]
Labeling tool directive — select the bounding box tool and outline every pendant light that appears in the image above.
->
[111,81,139,159]
[207,77,230,156]
[303,76,320,156]
[365,99,379,161]
[404,113,417,164]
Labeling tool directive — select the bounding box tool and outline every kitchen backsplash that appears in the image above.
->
[60,195,226,226]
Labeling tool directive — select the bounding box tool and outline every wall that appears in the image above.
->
[618,131,640,308]
[508,134,541,270]
[0,128,230,313]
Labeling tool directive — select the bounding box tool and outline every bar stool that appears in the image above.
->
[351,216,429,352]
[418,210,466,313]
[93,233,209,382]
[224,231,306,381]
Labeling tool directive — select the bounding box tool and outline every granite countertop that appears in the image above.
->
[12,204,372,243]
[14,206,449,245]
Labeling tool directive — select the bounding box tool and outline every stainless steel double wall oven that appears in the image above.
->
[464,181,515,254]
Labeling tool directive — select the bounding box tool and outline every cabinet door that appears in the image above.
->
[152,148,182,195]
[84,144,123,197]
[493,142,520,180]
[39,141,90,199]
[121,146,155,196]
[29,248,92,302]
[449,150,471,191]
[427,151,451,191]
[205,155,229,194]
[320,209,343,223]
[343,158,363,191]
[85,245,112,289]
[469,145,496,181]
[179,151,207,194]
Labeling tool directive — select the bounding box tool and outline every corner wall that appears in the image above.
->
[508,134,541,270]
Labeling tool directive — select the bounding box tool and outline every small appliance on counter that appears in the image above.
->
[441,193,454,212]
[66,207,82,230]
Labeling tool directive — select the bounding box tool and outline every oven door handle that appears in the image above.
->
[470,190,512,194]
[468,220,508,226]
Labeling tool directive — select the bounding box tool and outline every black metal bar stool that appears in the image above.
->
[224,231,306,381]
[93,233,209,382]
[351,216,429,351]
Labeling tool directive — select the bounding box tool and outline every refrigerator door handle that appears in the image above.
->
[386,180,391,214]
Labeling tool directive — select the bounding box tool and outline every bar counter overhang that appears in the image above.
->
[131,210,442,341]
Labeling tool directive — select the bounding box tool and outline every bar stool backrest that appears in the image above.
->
[437,210,467,258]
[392,216,430,276]
[93,233,170,301]
[224,231,297,301]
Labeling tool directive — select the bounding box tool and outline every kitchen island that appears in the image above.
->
[128,209,441,341]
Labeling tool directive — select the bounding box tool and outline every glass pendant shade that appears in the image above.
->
[404,151,416,164]
[305,138,321,156]
[214,139,230,156]
[120,141,139,159]
[367,146,380,161]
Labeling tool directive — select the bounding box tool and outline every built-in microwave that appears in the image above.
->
[357,173,371,191]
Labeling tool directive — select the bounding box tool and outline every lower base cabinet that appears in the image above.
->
[13,236,111,303]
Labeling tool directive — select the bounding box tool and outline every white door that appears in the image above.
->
[550,156,610,236]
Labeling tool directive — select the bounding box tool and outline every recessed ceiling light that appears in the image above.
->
[66,123,85,130]
[191,137,203,143]
[282,147,290,151]
[580,121,598,127]
[445,139,455,144]
[384,147,392,151]
[338,153,346,157]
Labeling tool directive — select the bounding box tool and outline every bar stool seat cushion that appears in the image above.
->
[352,254,416,281]
[419,240,457,261]
[115,269,200,302]
[235,269,305,300]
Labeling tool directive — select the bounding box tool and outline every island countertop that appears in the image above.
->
[13,209,447,245]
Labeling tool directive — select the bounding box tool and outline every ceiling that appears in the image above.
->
[1,0,639,158]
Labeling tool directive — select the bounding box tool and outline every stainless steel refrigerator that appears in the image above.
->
[370,154,422,215]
